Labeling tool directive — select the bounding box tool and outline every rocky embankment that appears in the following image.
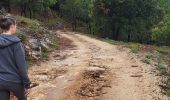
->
[0,10,58,63]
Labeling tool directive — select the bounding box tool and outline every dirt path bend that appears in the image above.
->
[28,31,168,100]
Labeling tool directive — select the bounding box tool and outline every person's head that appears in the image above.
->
[0,16,17,34]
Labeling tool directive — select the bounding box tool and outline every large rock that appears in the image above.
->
[28,39,42,59]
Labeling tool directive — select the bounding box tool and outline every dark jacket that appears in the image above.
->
[0,34,30,89]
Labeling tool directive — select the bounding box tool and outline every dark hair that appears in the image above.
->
[0,16,16,31]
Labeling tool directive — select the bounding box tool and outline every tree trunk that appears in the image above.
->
[112,24,120,40]
[28,6,32,19]
[7,0,11,13]
[128,33,131,42]
[20,3,27,17]
[115,26,120,40]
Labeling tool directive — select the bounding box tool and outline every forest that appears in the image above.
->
[0,0,170,46]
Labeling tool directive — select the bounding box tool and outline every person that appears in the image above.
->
[0,16,31,100]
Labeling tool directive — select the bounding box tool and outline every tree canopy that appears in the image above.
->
[0,0,169,45]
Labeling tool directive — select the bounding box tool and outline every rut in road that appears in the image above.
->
[28,31,168,100]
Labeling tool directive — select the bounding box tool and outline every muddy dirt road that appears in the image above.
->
[28,31,168,100]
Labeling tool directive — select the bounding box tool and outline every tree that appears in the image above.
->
[91,0,163,43]
[60,0,90,31]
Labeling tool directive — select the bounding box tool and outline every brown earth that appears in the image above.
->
[28,31,168,100]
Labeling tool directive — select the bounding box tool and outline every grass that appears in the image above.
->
[146,54,154,60]
[102,38,140,53]
[143,58,151,64]
[16,15,39,28]
[156,47,170,55]
[104,38,125,45]
[156,56,167,75]
[42,17,64,28]
[16,15,45,38]
[164,77,170,96]
[166,89,170,96]
[142,54,155,64]
[125,43,140,53]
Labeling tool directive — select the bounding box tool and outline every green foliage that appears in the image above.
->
[59,0,92,31]
[1,0,58,19]
[1,0,169,45]
[91,0,163,42]
[58,0,168,45]
[43,0,58,7]
[152,0,170,45]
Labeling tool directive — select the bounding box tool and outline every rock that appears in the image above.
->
[40,41,49,50]
[29,39,41,50]
[28,39,42,59]
[131,75,143,77]
[0,7,7,16]
[55,23,64,30]
[87,67,106,72]
[32,51,42,59]
[131,65,138,67]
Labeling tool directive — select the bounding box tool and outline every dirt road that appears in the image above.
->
[28,31,168,100]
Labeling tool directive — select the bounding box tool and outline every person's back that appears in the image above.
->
[0,16,30,100]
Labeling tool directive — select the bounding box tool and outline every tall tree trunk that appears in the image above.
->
[128,33,131,42]
[20,3,27,17]
[28,6,32,19]
[115,26,120,40]
[112,24,120,40]
[7,0,11,13]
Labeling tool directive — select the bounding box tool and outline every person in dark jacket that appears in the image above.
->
[0,16,31,100]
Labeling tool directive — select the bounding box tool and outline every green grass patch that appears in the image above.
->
[104,38,125,45]
[156,47,170,55]
[16,15,44,38]
[43,17,64,27]
[142,58,150,64]
[156,56,167,75]
[16,15,39,28]
[125,43,141,53]
[146,54,154,60]
[41,45,50,59]
[166,89,170,96]
[142,54,155,64]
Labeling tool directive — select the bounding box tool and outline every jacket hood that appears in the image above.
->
[0,34,21,48]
